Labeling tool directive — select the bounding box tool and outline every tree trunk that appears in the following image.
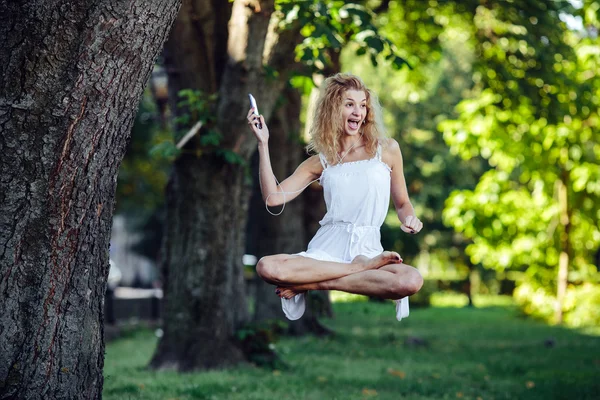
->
[555,171,571,324]
[151,154,250,369]
[150,0,303,370]
[0,1,180,398]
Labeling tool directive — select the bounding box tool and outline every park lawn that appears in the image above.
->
[103,296,600,400]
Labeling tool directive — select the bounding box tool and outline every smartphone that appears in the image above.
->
[248,93,262,128]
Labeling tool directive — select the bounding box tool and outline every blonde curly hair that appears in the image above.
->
[306,73,386,165]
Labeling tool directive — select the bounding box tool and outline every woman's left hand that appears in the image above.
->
[401,215,423,234]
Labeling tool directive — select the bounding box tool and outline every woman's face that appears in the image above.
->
[341,89,367,136]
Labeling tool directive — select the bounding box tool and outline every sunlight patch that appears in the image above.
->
[330,291,369,303]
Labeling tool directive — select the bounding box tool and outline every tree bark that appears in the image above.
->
[150,0,304,370]
[0,0,180,398]
[151,153,251,370]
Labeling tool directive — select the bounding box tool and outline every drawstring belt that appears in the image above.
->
[327,223,379,258]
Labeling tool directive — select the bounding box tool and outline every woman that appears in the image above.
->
[247,73,423,321]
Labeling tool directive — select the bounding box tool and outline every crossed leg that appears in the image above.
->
[256,252,423,300]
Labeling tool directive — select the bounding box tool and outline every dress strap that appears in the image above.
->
[376,142,383,161]
[318,153,329,169]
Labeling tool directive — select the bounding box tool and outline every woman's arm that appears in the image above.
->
[383,138,423,234]
[258,145,322,206]
[248,109,322,207]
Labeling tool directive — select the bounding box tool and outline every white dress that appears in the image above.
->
[283,142,410,321]
[297,143,391,262]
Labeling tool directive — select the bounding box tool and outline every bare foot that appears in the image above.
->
[276,287,306,299]
[352,251,402,270]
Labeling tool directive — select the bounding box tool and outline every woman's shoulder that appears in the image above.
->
[379,138,401,154]
[379,138,402,169]
[299,154,325,175]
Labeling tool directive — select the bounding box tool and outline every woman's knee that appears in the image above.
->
[255,257,272,280]
[390,266,423,297]
[404,268,424,295]
[256,256,281,283]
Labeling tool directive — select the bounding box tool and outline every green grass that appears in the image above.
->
[103,297,600,400]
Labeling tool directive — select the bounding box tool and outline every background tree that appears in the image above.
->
[0,0,180,397]
[339,1,599,320]
[439,0,600,325]
[149,0,305,371]
[340,0,489,304]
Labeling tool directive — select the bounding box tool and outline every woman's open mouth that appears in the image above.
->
[347,119,361,130]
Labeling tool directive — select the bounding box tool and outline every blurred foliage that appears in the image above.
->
[278,0,408,68]
[116,90,171,225]
[149,89,223,161]
[277,0,410,94]
[515,281,600,328]
[173,89,218,130]
[342,0,488,281]
[342,0,599,326]
[436,0,600,325]
[408,279,437,308]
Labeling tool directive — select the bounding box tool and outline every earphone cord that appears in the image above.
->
[265,133,363,216]
[264,176,319,216]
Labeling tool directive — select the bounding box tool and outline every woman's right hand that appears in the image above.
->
[247,108,269,144]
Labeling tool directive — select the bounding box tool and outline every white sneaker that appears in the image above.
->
[281,293,306,320]
[395,297,410,321]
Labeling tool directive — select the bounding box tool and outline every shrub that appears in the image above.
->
[514,281,600,328]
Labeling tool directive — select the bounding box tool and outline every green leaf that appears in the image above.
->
[370,53,378,67]
[340,4,372,26]
[199,130,222,146]
[174,114,190,126]
[365,36,384,53]
[354,29,376,44]
[263,64,279,81]
[290,75,316,96]
[149,141,180,159]
[218,149,246,165]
